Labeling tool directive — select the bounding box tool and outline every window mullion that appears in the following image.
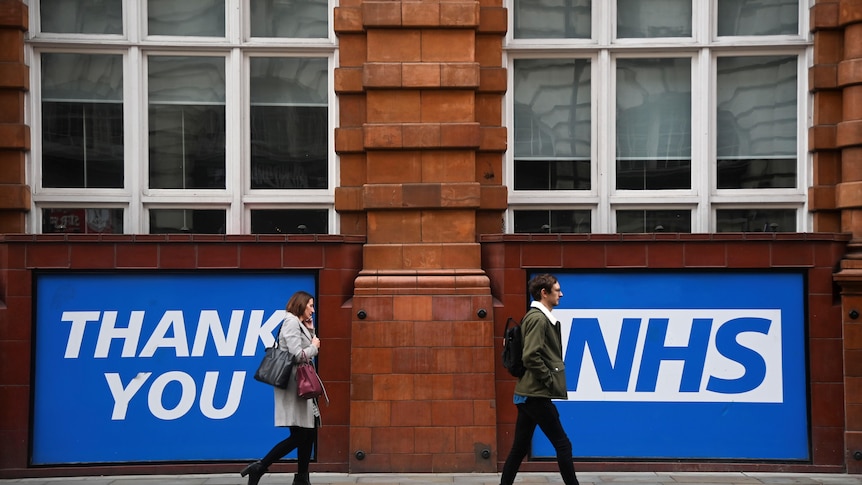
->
[128,46,143,233]
[226,47,243,234]
[691,48,715,232]
[596,49,612,233]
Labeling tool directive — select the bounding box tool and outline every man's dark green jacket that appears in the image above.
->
[513,306,567,399]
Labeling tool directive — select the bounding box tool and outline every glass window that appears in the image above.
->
[250,0,329,38]
[514,210,591,233]
[617,0,691,38]
[716,208,796,232]
[616,58,691,190]
[149,209,226,233]
[718,0,798,36]
[514,0,591,39]
[41,53,124,189]
[148,56,226,190]
[40,0,122,34]
[148,0,225,37]
[42,208,123,233]
[513,59,591,190]
[617,209,691,233]
[250,58,328,189]
[716,56,797,189]
[251,209,328,234]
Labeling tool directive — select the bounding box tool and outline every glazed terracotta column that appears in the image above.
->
[0,0,30,233]
[814,0,862,474]
[334,0,508,473]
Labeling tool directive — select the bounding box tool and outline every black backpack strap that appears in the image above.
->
[503,317,517,346]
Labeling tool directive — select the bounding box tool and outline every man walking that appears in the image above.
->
[501,273,579,485]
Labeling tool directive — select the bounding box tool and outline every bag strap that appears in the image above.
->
[270,319,286,350]
[300,350,330,406]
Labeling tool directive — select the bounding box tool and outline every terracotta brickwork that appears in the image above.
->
[811,0,862,473]
[334,0,507,472]
[3,0,862,478]
[0,0,29,233]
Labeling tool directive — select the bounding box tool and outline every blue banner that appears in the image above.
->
[32,272,315,464]
[529,272,808,460]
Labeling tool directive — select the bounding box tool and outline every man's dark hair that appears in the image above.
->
[528,273,558,301]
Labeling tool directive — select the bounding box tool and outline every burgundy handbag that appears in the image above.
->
[296,351,329,404]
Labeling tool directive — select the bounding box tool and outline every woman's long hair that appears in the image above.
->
[286,290,313,318]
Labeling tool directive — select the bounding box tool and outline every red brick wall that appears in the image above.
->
[810,0,862,473]
[0,0,29,233]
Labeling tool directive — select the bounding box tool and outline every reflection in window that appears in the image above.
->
[617,0,691,38]
[514,59,591,190]
[148,0,225,37]
[716,56,797,189]
[42,208,123,233]
[250,0,328,38]
[514,0,591,39]
[718,0,798,36]
[40,0,122,34]
[716,209,795,232]
[251,209,328,234]
[250,58,328,189]
[41,53,124,188]
[514,210,591,233]
[617,209,691,233]
[616,58,691,190]
[149,209,225,234]
[148,56,226,189]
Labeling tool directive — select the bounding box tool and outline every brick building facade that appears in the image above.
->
[1,0,862,478]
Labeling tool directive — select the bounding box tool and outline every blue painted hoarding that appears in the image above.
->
[530,272,808,460]
[32,272,315,464]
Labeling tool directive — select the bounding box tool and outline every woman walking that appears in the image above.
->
[242,290,321,485]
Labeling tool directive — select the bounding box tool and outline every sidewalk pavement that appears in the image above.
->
[2,472,862,485]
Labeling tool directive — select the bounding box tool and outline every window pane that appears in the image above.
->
[251,209,328,234]
[149,209,225,234]
[250,58,328,189]
[42,208,123,233]
[514,210,591,233]
[148,56,225,189]
[148,0,224,37]
[250,0,328,38]
[718,0,798,36]
[514,160,590,190]
[617,0,691,38]
[41,53,124,188]
[41,0,122,34]
[616,160,690,190]
[717,56,797,189]
[616,58,691,190]
[717,158,796,188]
[616,209,691,233]
[514,0,591,39]
[716,209,796,232]
[514,59,591,190]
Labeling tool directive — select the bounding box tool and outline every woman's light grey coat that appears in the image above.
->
[273,313,320,428]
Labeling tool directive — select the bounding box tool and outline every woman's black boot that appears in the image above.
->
[240,461,267,485]
[292,472,311,485]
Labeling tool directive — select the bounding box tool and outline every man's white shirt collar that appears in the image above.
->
[530,300,558,325]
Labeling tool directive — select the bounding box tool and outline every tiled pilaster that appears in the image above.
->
[0,0,29,233]
[334,0,506,472]
[817,0,862,473]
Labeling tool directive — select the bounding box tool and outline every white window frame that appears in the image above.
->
[25,0,339,235]
[505,0,812,234]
